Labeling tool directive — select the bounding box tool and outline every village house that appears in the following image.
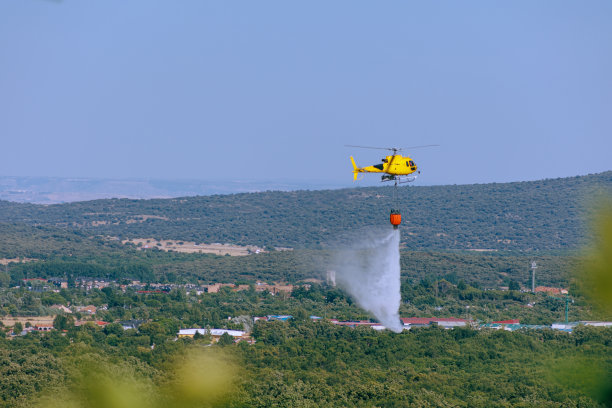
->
[76,305,97,314]
[329,319,378,328]
[266,315,292,321]
[254,282,294,295]
[177,328,251,343]
[551,321,612,332]
[47,277,68,289]
[49,304,72,314]
[205,283,237,293]
[401,317,470,330]
[120,320,144,330]
[75,277,113,290]
[535,286,568,295]
[22,278,52,292]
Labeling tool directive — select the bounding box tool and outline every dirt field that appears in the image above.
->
[81,214,169,227]
[124,215,169,224]
[0,258,37,265]
[121,238,264,256]
[2,316,55,327]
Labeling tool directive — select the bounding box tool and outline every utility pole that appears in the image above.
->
[531,261,537,293]
[564,293,572,324]
[552,293,572,324]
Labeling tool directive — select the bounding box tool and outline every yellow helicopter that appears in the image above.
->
[347,145,438,183]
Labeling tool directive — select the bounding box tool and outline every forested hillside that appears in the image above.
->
[0,171,610,250]
[0,223,574,287]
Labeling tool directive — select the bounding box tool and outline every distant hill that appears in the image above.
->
[0,171,610,251]
[0,176,344,204]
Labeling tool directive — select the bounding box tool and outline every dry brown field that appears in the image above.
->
[2,316,55,327]
[121,238,264,256]
[0,258,37,265]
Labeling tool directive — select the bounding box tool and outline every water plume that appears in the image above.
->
[330,227,403,332]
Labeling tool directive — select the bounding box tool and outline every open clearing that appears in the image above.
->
[2,316,55,327]
[0,258,37,265]
[121,238,264,256]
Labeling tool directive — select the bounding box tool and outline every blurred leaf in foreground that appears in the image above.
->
[556,199,612,406]
[579,198,612,314]
[34,347,237,408]
[163,347,238,407]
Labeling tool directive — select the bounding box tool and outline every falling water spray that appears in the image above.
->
[331,227,403,332]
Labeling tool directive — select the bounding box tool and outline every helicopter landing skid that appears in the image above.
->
[381,175,417,184]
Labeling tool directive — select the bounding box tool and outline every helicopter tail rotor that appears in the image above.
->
[350,156,361,181]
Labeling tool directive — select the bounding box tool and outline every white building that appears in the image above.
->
[177,328,247,341]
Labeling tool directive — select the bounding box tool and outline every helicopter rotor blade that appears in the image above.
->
[402,144,440,150]
[345,144,440,151]
[344,145,398,151]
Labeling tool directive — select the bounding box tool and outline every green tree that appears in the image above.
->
[103,322,124,336]
[53,314,75,331]
[508,280,520,291]
[0,271,9,288]
[457,279,467,290]
[216,332,234,346]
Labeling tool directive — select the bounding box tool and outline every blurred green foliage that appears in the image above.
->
[0,319,609,407]
[552,200,612,406]
[32,347,236,408]
[579,199,612,313]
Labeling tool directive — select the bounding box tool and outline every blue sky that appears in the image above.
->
[1,1,610,187]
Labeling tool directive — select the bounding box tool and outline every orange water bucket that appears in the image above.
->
[390,212,401,228]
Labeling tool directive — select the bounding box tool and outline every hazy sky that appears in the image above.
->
[1,1,611,187]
